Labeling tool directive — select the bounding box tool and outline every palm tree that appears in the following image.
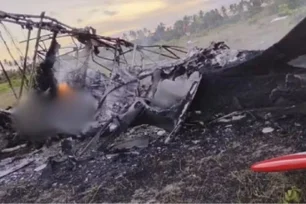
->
[183,15,191,27]
[192,15,197,23]
[143,28,149,36]
[229,3,238,15]
[122,33,128,40]
[250,0,263,11]
[154,22,166,41]
[244,0,252,12]
[137,30,145,39]
[199,10,204,19]
[221,6,228,18]
[182,15,191,34]
[214,9,224,26]
[173,20,185,38]
[129,30,137,40]
[237,0,245,14]
[190,14,199,33]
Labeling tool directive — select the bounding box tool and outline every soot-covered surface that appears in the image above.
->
[1,110,306,203]
[3,16,306,203]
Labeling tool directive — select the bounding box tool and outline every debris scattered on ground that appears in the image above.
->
[1,10,306,203]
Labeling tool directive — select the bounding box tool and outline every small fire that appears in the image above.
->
[57,83,75,99]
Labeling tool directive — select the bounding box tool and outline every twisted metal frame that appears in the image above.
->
[0,10,187,100]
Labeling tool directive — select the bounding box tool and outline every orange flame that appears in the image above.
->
[57,83,74,99]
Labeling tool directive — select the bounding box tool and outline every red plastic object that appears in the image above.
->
[251,152,306,172]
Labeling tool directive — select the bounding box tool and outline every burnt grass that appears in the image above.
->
[1,111,306,203]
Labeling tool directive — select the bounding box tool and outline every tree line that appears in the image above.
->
[1,56,31,67]
[2,0,304,68]
[122,0,305,44]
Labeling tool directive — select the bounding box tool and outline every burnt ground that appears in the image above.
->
[1,109,306,203]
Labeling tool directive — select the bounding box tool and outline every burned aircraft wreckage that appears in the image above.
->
[1,10,306,162]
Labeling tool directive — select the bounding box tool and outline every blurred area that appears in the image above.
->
[10,84,97,143]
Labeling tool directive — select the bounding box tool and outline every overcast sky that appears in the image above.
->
[0,0,239,61]
[2,0,239,36]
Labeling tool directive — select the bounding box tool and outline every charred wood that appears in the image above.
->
[33,32,59,99]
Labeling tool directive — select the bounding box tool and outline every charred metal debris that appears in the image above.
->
[1,10,306,160]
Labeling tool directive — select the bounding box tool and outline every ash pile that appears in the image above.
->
[2,11,306,203]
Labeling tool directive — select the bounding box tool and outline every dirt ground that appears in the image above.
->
[1,108,306,203]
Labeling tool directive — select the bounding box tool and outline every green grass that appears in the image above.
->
[0,76,24,108]
[0,78,22,94]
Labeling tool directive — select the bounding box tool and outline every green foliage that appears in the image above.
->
[0,64,31,83]
[276,0,305,10]
[122,0,306,45]
[248,16,259,25]
[0,78,21,93]
[283,186,302,203]
[0,77,22,93]
[278,4,294,17]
